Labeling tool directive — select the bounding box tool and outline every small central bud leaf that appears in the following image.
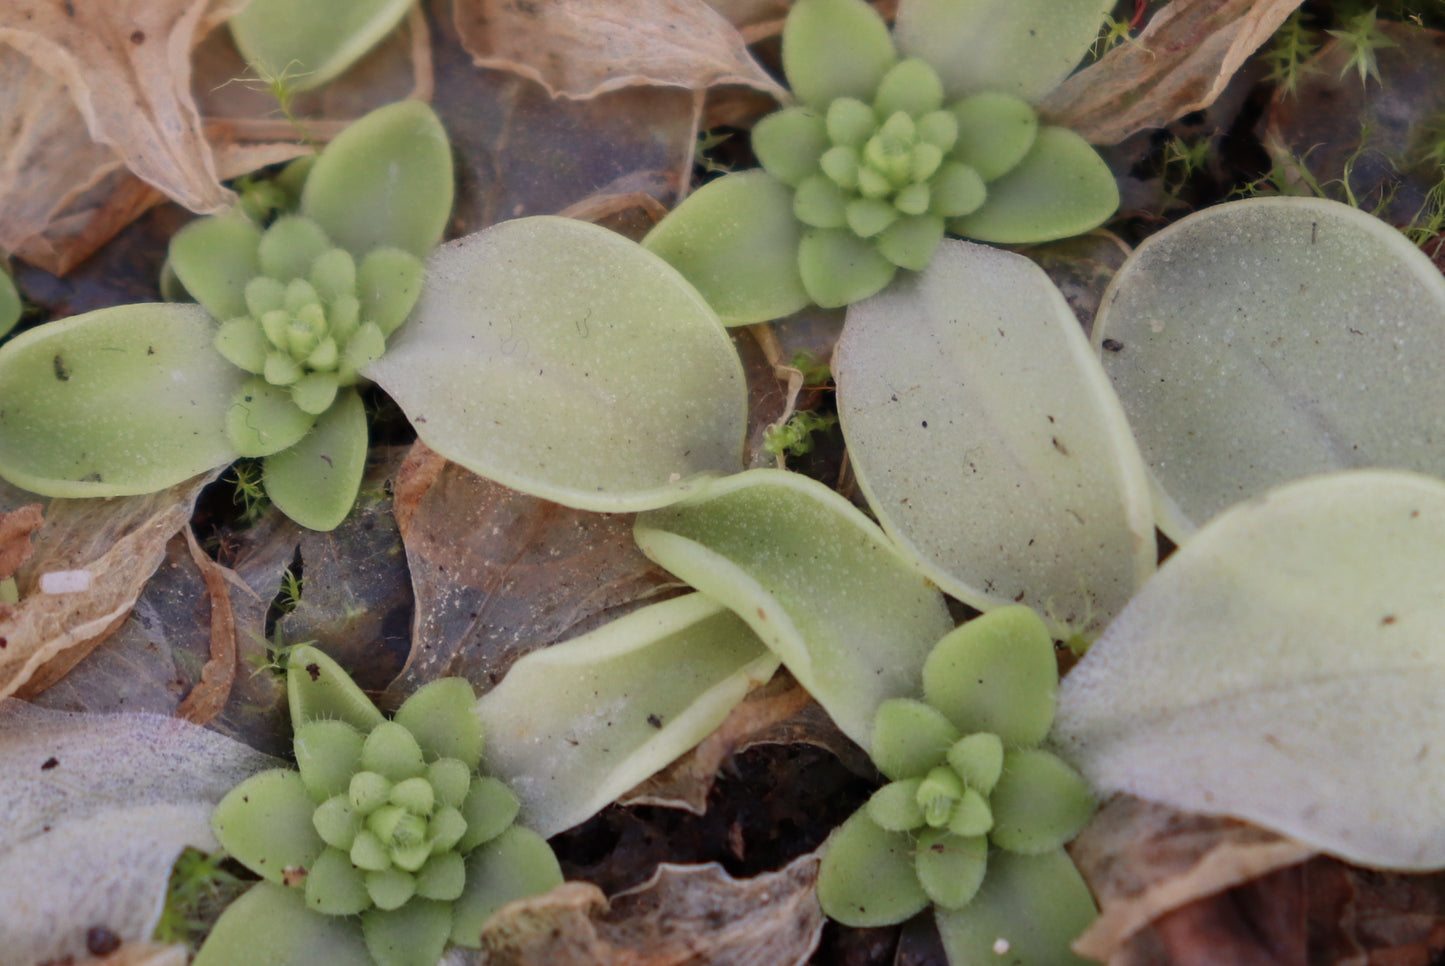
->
[916,765,965,828]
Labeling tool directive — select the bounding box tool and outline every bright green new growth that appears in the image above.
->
[643,0,1118,322]
[200,645,561,966]
[817,607,1094,935]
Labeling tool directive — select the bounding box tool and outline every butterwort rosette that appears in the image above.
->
[643,0,1118,322]
[197,645,561,966]
[817,606,1099,966]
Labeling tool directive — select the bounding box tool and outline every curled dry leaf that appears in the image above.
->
[0,503,43,582]
[0,473,213,701]
[0,0,246,217]
[453,0,786,101]
[0,700,278,966]
[383,442,678,702]
[94,943,189,966]
[1040,0,1306,145]
[1069,796,1318,962]
[478,856,824,966]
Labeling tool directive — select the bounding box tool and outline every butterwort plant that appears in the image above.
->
[196,644,561,966]
[0,101,749,531]
[643,0,1119,322]
[817,606,1098,966]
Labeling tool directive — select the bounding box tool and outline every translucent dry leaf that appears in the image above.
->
[1053,470,1445,871]
[0,700,278,966]
[0,474,213,701]
[0,0,246,215]
[478,856,823,966]
[1040,0,1306,145]
[453,0,786,101]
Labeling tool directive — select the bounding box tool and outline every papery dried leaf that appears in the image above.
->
[384,443,679,701]
[454,0,786,101]
[0,0,248,215]
[0,503,43,580]
[173,526,237,726]
[479,856,824,966]
[1,473,213,701]
[1070,795,1318,962]
[0,700,278,966]
[1040,0,1306,145]
[97,943,189,966]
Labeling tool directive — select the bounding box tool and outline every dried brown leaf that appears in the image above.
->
[384,442,678,701]
[0,0,247,215]
[172,526,237,726]
[96,943,189,966]
[479,855,824,966]
[0,474,213,701]
[1070,795,1318,962]
[453,0,786,101]
[0,504,43,581]
[1040,0,1305,145]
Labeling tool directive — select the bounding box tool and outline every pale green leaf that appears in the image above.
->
[934,849,1097,966]
[947,92,1037,182]
[1052,470,1445,870]
[922,606,1057,747]
[871,698,960,781]
[0,304,243,497]
[0,271,20,338]
[797,226,897,308]
[294,720,365,800]
[988,749,1094,853]
[450,827,563,946]
[263,388,368,531]
[168,215,262,321]
[301,100,453,258]
[894,0,1112,102]
[783,0,897,109]
[363,898,452,966]
[642,171,810,325]
[194,882,371,966]
[367,216,746,512]
[834,239,1154,635]
[752,108,829,188]
[914,828,987,909]
[477,593,776,837]
[634,470,953,750]
[211,769,326,884]
[393,678,483,769]
[288,644,386,733]
[948,126,1119,243]
[1091,197,1445,540]
[226,378,316,458]
[816,808,928,927]
[229,0,417,92]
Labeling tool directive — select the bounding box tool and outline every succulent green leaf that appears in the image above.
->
[1091,197,1445,539]
[363,897,452,966]
[922,607,1057,746]
[934,849,1097,966]
[870,698,960,781]
[215,316,270,373]
[794,174,850,229]
[169,214,262,321]
[290,371,340,415]
[295,720,366,800]
[450,827,563,946]
[288,644,387,733]
[457,775,521,853]
[351,829,391,870]
[394,678,483,768]
[0,303,243,497]
[226,377,315,458]
[782,0,898,109]
[193,882,370,966]
[264,351,304,387]
[634,470,952,751]
[914,827,987,909]
[259,216,332,281]
[866,779,926,831]
[365,867,417,909]
[643,171,809,326]
[874,213,944,270]
[845,196,898,238]
[350,773,392,815]
[306,847,372,915]
[752,108,830,187]
[427,759,472,810]
[310,247,358,302]
[894,0,1113,102]
[477,593,776,837]
[361,722,427,783]
[228,0,416,92]
[929,161,986,217]
[949,126,1119,244]
[947,92,1038,182]
[415,851,466,901]
[873,58,944,118]
[816,809,929,927]
[988,749,1094,853]
[302,100,453,258]
[357,247,425,337]
[949,732,1005,794]
[1053,470,1445,870]
[833,238,1154,634]
[947,788,993,837]
[915,109,958,152]
[428,806,467,853]
[826,97,878,148]
[0,270,20,338]
[369,216,747,510]
[313,795,361,850]
[797,226,897,308]
[211,769,326,885]
[262,386,368,531]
